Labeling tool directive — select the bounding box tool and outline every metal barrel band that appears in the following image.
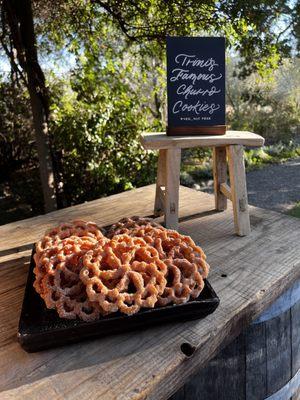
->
[264,368,300,400]
[253,279,300,325]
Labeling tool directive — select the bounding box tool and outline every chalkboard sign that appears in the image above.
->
[167,36,226,135]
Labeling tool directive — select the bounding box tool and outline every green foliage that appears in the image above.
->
[288,202,300,218]
[244,142,300,169]
[35,0,299,77]
[227,58,300,140]
[0,77,35,174]
[49,58,157,205]
[0,78,44,214]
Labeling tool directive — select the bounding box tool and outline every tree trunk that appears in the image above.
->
[27,76,57,213]
[3,0,57,212]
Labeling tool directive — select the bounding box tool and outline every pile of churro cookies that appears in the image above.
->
[33,217,209,321]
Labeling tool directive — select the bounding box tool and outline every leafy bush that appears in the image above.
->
[226,59,300,141]
[49,60,157,206]
[0,78,44,216]
[288,202,300,218]
[0,78,36,177]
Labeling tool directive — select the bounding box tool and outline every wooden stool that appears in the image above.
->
[141,130,264,236]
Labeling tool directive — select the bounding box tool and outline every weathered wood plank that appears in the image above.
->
[165,148,181,230]
[227,145,250,236]
[220,182,232,202]
[181,334,246,400]
[291,300,300,400]
[154,149,167,216]
[141,131,265,150]
[266,308,292,396]
[0,185,299,400]
[213,147,228,210]
[171,293,300,400]
[169,386,185,400]
[245,323,267,400]
[0,185,157,255]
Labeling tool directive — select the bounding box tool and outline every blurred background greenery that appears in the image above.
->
[0,0,300,224]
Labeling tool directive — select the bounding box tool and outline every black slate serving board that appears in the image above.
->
[18,248,220,352]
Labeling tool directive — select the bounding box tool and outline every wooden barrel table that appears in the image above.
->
[171,279,300,400]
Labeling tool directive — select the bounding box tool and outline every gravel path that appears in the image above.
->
[246,158,300,212]
[202,157,300,213]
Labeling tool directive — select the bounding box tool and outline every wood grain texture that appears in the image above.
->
[141,131,264,150]
[220,183,232,201]
[227,145,251,236]
[291,300,300,400]
[213,147,228,210]
[169,289,300,400]
[266,309,292,396]
[154,149,167,216]
[0,185,299,400]
[245,323,267,400]
[176,334,246,400]
[253,280,300,324]
[266,304,292,396]
[166,125,226,136]
[164,148,181,230]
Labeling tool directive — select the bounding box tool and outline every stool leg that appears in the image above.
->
[165,148,181,230]
[154,149,167,216]
[227,145,251,236]
[213,146,227,211]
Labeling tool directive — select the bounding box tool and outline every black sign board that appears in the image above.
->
[166,36,226,135]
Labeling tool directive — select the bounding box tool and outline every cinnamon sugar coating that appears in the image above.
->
[33,217,209,321]
[107,216,165,238]
[81,235,167,315]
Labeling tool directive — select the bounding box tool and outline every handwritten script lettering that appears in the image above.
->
[170,69,222,85]
[169,49,223,122]
[175,54,218,71]
[177,84,221,100]
[172,101,220,115]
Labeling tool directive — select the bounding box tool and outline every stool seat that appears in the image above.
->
[141,130,264,149]
[140,130,264,236]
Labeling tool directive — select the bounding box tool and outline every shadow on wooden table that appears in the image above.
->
[1,316,197,393]
[0,243,33,258]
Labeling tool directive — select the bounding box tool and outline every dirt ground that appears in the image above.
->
[246,158,300,212]
[202,157,300,213]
